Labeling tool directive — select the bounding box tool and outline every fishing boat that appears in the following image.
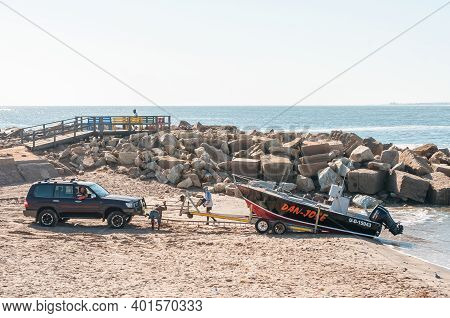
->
[234,175,403,238]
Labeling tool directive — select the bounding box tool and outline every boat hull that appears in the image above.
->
[238,184,382,238]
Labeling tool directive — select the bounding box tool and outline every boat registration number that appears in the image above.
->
[348,217,372,228]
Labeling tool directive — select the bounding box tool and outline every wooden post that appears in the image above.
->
[42,124,46,137]
[53,128,57,147]
[92,117,96,132]
[61,120,65,135]
[128,116,131,132]
[32,131,36,149]
[168,116,171,131]
[74,117,78,137]
[80,117,83,131]
[99,117,104,136]
[20,129,24,144]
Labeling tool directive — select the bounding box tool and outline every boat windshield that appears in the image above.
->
[89,183,109,198]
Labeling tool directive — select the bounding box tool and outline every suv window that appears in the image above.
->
[54,185,75,198]
[33,184,55,198]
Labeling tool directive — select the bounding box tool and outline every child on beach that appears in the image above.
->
[148,201,167,230]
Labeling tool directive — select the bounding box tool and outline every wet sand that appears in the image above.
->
[0,171,449,297]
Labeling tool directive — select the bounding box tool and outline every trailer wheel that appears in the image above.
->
[273,222,287,235]
[255,219,270,234]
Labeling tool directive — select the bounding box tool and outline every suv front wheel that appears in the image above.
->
[38,209,58,227]
[107,211,127,229]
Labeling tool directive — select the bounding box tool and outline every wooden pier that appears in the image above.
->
[19,115,171,151]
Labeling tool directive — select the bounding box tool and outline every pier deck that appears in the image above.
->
[18,115,171,151]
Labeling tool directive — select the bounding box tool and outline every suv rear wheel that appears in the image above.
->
[38,209,58,227]
[107,211,127,229]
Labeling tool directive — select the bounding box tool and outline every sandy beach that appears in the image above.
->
[0,171,448,298]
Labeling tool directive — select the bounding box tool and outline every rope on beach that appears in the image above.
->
[162,218,251,227]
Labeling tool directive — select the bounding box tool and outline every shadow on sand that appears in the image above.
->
[28,221,172,236]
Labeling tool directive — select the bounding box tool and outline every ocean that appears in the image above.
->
[1,105,449,148]
[1,105,449,268]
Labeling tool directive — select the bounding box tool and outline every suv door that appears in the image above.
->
[53,185,76,218]
[63,185,102,218]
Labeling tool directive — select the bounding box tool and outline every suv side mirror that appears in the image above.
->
[91,194,97,199]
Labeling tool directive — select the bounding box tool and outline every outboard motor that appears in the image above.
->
[369,205,403,235]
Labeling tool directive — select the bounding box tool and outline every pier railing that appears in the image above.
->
[18,115,171,149]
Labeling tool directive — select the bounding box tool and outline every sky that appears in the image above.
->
[0,0,449,106]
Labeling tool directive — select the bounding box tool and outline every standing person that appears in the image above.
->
[198,187,216,225]
[133,109,138,117]
[148,201,167,230]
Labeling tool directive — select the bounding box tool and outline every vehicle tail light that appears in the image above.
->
[24,199,29,209]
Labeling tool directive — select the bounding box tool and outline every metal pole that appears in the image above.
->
[314,206,321,233]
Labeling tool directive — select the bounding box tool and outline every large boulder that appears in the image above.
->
[388,171,430,203]
[186,173,202,187]
[71,146,86,156]
[299,153,332,164]
[327,140,344,155]
[318,167,341,192]
[178,120,193,130]
[301,142,331,156]
[255,137,282,153]
[167,164,184,184]
[228,138,254,153]
[413,143,438,158]
[278,182,297,192]
[431,164,450,177]
[329,158,352,177]
[298,162,328,178]
[200,143,230,164]
[230,158,260,178]
[352,194,382,209]
[429,151,450,165]
[138,135,156,150]
[157,156,185,169]
[181,138,202,152]
[0,158,24,185]
[367,161,390,171]
[118,152,138,165]
[261,155,293,182]
[155,169,169,184]
[177,177,193,189]
[296,175,315,192]
[159,133,178,154]
[104,152,118,164]
[363,137,384,156]
[347,169,386,195]
[380,149,399,166]
[399,149,432,176]
[16,162,59,182]
[423,172,450,205]
[282,137,303,149]
[349,146,374,163]
[269,146,299,158]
